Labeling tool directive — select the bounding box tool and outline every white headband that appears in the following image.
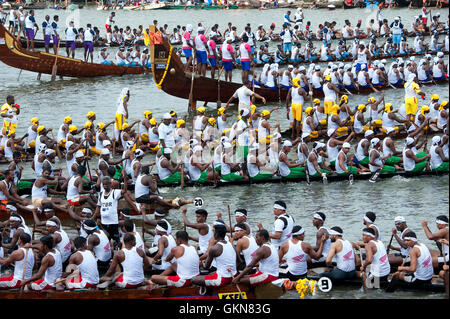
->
[363,231,375,238]
[313,213,323,221]
[234,226,245,232]
[82,222,97,231]
[404,236,417,242]
[155,225,167,232]
[6,205,17,211]
[235,212,246,217]
[154,211,165,217]
[43,208,53,212]
[436,219,449,225]
[364,216,374,223]
[292,228,305,236]
[328,229,342,236]
[120,211,131,218]
[46,220,58,227]
[273,204,286,211]
[9,216,22,222]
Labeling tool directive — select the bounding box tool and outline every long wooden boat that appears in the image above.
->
[0,24,147,77]
[0,282,284,299]
[160,4,239,10]
[149,28,448,103]
[19,37,112,50]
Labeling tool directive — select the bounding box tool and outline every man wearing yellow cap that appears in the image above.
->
[327,104,350,137]
[119,120,140,151]
[138,111,152,145]
[217,107,230,134]
[115,88,130,140]
[323,74,341,115]
[147,118,160,153]
[353,104,370,135]
[57,116,72,149]
[1,95,19,135]
[407,105,430,134]
[286,78,308,139]
[436,101,448,130]
[174,119,189,146]
[313,98,327,128]
[258,109,280,144]
[381,102,408,135]
[90,121,114,155]
[302,107,319,141]
[202,118,218,147]
[193,107,208,139]
[27,117,39,150]
[404,73,425,122]
[429,94,440,125]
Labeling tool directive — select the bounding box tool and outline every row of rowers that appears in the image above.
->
[0,100,449,186]
[0,202,448,291]
[251,52,448,94]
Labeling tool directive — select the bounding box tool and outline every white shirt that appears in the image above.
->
[97,189,122,225]
[233,86,253,109]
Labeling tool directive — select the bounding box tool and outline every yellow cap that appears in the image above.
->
[176,119,185,128]
[251,104,256,111]
[122,122,130,130]
[69,125,77,133]
[358,104,366,112]
[324,75,331,81]
[97,122,105,131]
[86,111,95,119]
[261,110,270,117]
[368,97,376,103]
[198,107,206,113]
[432,94,439,101]
[30,117,39,125]
[64,116,72,124]
[313,98,320,105]
[150,118,157,125]
[421,105,430,116]
[222,128,231,136]
[441,101,448,108]
[208,118,216,126]
[384,103,392,113]
[84,121,92,128]
[170,110,177,116]
[143,110,152,119]
[217,107,225,115]
[292,77,300,87]
[6,130,14,137]
[37,125,45,134]
[237,115,242,121]
[331,104,340,115]
[305,107,313,115]
[340,95,348,103]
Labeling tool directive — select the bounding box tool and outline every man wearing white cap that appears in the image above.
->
[354,130,375,166]
[97,148,125,179]
[402,136,430,172]
[158,113,175,151]
[226,80,266,113]
[421,215,449,268]
[278,140,305,179]
[335,142,358,176]
[429,135,449,172]
[369,137,396,174]
[182,24,194,72]
[220,142,244,181]
[306,142,330,178]
[66,165,97,209]
[247,143,273,181]
[310,212,331,265]
[380,128,403,167]
[319,226,356,281]
[220,36,236,82]
[157,147,181,184]
[388,216,412,267]
[194,27,209,77]
[390,16,404,53]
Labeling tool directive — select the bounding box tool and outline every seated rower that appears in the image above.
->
[120,219,145,251]
[402,137,431,173]
[232,229,279,287]
[191,224,237,287]
[279,140,305,179]
[388,62,403,86]
[342,64,359,91]
[247,144,273,181]
[188,145,217,183]
[429,136,449,172]
[381,103,407,134]
[20,235,62,291]
[363,211,381,241]
[301,107,320,142]
[357,65,377,91]
[335,142,359,176]
[100,233,151,289]
[81,219,112,272]
[157,148,182,184]
[421,216,449,268]
[319,226,356,281]
[64,236,99,290]
[388,216,412,267]
[31,168,66,209]
[115,46,127,66]
[306,142,331,178]
[0,233,34,290]
[354,130,375,167]
[391,231,434,288]
[220,142,244,181]
[381,129,404,167]
[45,217,72,266]
[432,57,446,81]
[181,207,212,256]
[354,227,391,285]
[148,220,176,273]
[369,137,397,174]
[327,105,351,138]
[278,225,326,281]
[367,93,385,128]
[149,230,200,288]
[234,222,258,271]
[98,47,113,65]
[353,104,371,135]
[327,129,356,168]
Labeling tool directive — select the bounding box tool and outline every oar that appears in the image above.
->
[359,248,368,292]
[227,204,233,238]
[217,66,225,108]
[386,250,410,293]
[349,157,354,185]
[369,170,381,183]
[51,40,61,81]
[386,233,394,255]
[17,69,22,81]
[19,248,29,297]
[180,163,185,188]
[51,269,81,287]
[50,131,63,160]
[305,162,311,186]
[112,124,116,156]
[227,267,244,299]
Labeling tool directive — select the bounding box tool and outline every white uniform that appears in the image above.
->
[369,240,391,277]
[87,230,112,262]
[119,247,144,287]
[271,214,294,249]
[152,234,176,271]
[283,240,308,276]
[335,239,355,272]
[198,224,212,254]
[97,189,122,225]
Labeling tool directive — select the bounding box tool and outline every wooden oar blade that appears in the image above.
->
[51,64,57,81]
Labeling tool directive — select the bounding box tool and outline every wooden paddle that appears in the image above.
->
[112,124,116,156]
[51,40,61,81]
[348,156,354,185]
[216,66,225,107]
[386,233,394,255]
[180,163,185,188]
[50,131,63,160]
[188,51,197,112]
[227,267,244,298]
[227,204,233,238]
[359,248,368,292]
